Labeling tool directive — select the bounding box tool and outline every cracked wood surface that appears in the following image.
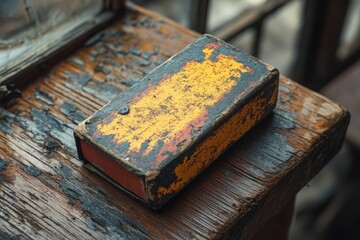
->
[0,3,350,240]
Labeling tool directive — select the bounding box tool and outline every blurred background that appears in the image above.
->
[130,0,360,239]
[1,0,359,239]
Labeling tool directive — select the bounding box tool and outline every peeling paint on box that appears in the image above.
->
[75,34,279,209]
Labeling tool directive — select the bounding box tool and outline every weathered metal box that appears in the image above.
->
[74,34,279,209]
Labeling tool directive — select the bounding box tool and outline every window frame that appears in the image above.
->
[0,0,125,100]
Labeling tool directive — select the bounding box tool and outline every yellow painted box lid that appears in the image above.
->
[74,34,279,209]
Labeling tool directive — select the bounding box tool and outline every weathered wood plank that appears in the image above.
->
[0,2,349,240]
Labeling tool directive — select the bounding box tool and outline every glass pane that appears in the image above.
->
[0,0,103,68]
[208,0,267,32]
[130,0,190,27]
[259,0,303,76]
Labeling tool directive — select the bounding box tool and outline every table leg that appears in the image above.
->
[252,198,295,240]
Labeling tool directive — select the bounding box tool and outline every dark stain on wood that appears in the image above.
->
[35,88,55,106]
[83,82,122,102]
[0,231,21,240]
[28,191,39,201]
[29,107,63,135]
[70,57,86,67]
[94,63,111,75]
[56,163,149,238]
[43,137,61,154]
[0,158,8,171]
[0,158,13,184]
[60,102,86,124]
[0,158,9,182]
[130,55,151,66]
[142,46,159,60]
[65,71,92,88]
[0,111,15,135]
[125,15,157,28]
[129,46,142,56]
[271,110,296,130]
[24,165,41,177]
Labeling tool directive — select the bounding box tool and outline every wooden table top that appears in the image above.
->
[0,3,350,240]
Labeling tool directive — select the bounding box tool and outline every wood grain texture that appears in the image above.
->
[0,2,350,240]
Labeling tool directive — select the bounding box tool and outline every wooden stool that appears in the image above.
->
[0,3,349,239]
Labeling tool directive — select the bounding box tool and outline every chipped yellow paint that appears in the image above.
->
[157,82,278,196]
[97,46,249,153]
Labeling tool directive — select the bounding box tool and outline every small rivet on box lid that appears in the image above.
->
[118,105,130,115]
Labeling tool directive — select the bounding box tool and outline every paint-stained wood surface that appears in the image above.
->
[0,2,350,240]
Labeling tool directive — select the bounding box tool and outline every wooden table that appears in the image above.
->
[0,3,350,240]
